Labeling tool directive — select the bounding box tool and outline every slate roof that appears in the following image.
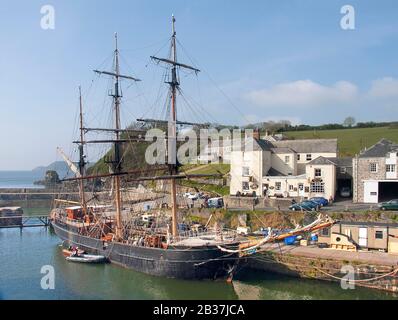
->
[270,139,338,154]
[359,139,398,158]
[327,157,353,167]
[270,147,296,154]
[267,168,285,176]
[307,156,337,166]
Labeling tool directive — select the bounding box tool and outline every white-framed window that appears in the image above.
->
[289,185,294,191]
[242,182,249,191]
[370,163,378,173]
[242,166,250,176]
[314,168,322,177]
[306,154,312,161]
[386,164,396,172]
[285,156,290,163]
[297,154,301,161]
[310,182,324,193]
[275,182,282,191]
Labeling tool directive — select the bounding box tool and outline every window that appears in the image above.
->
[242,166,250,176]
[340,167,347,174]
[386,164,396,172]
[297,154,301,161]
[370,192,377,196]
[320,228,330,236]
[242,182,249,191]
[285,156,290,163]
[306,154,312,161]
[314,168,322,177]
[275,182,282,191]
[310,182,325,193]
[289,185,294,191]
[370,163,378,173]
[375,231,383,239]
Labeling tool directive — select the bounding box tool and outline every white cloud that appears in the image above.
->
[245,80,358,108]
[368,77,398,98]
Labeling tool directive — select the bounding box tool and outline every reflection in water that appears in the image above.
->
[0,227,397,300]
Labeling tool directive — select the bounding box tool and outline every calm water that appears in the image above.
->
[1,224,397,300]
[0,171,43,189]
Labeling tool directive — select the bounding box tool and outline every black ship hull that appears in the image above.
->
[51,219,241,280]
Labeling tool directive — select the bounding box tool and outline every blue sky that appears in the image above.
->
[0,0,397,170]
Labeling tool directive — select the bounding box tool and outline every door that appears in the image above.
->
[364,181,379,203]
[298,183,304,197]
[359,227,368,247]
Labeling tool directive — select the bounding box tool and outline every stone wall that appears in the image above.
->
[353,157,386,203]
[248,251,398,293]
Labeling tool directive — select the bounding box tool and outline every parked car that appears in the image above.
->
[183,192,199,200]
[207,197,224,208]
[188,193,199,200]
[378,199,398,211]
[309,197,329,207]
[289,201,319,211]
[340,187,351,197]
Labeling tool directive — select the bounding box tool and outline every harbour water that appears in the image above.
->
[0,171,43,189]
[1,210,397,300]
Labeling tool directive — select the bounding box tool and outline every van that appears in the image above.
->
[207,197,224,208]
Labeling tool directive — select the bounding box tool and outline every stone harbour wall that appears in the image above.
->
[247,251,398,293]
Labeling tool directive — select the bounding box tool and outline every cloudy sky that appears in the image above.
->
[0,0,397,170]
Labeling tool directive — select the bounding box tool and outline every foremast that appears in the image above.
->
[78,86,88,220]
[150,15,200,237]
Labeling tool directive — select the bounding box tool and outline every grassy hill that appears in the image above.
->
[283,126,398,157]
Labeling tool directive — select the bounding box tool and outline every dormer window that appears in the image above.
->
[306,154,312,161]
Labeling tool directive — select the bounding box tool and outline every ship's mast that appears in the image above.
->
[150,15,200,238]
[112,33,123,239]
[78,86,88,219]
[94,33,141,239]
[169,15,178,238]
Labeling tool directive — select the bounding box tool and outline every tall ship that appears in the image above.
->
[50,16,336,280]
[50,16,245,280]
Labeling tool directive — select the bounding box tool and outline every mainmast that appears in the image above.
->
[150,15,200,238]
[78,86,88,219]
[94,33,141,239]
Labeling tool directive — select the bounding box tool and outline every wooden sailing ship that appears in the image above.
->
[51,16,244,279]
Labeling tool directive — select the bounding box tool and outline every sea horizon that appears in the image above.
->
[0,170,44,189]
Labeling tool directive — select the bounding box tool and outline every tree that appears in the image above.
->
[343,116,356,127]
[44,170,60,185]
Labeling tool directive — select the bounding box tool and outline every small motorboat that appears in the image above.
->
[65,254,107,264]
[62,248,85,257]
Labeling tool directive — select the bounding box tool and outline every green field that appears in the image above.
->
[284,126,398,157]
[182,163,230,175]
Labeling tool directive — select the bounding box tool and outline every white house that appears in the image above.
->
[230,136,339,200]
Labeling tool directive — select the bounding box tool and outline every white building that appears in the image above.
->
[230,137,339,200]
